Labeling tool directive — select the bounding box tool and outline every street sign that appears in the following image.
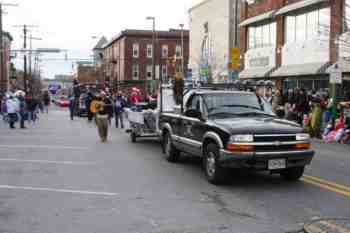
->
[330,70,342,84]
[230,48,240,70]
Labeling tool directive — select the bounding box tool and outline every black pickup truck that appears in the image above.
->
[159,89,315,184]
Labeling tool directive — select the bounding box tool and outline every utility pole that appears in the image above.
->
[28,34,42,77]
[0,2,18,96]
[23,25,27,93]
[13,24,38,93]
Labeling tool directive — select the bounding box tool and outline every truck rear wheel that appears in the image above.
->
[204,143,227,185]
[163,132,180,162]
[280,167,305,181]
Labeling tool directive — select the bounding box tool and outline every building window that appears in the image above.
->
[175,63,181,73]
[204,22,209,33]
[344,0,350,32]
[147,44,153,58]
[161,65,167,80]
[146,65,153,80]
[132,64,139,80]
[248,22,276,49]
[162,45,168,58]
[285,7,330,43]
[176,45,182,57]
[132,43,139,58]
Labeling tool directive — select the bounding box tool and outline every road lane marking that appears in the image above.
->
[0,159,95,165]
[0,145,89,150]
[302,176,350,198]
[304,175,350,193]
[0,185,118,196]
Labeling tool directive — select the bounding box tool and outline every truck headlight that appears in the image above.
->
[296,133,310,141]
[230,135,254,143]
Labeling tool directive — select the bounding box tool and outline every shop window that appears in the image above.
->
[285,7,330,44]
[247,22,276,49]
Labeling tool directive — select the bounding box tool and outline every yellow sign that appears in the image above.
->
[231,48,240,70]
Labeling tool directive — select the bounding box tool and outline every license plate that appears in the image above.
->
[268,159,286,170]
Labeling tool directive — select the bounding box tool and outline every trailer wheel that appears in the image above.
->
[130,132,137,143]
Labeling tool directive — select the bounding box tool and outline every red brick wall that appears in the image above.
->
[123,36,189,82]
[104,32,189,94]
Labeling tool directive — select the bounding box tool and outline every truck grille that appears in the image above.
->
[254,134,296,143]
[253,134,298,152]
[255,144,296,152]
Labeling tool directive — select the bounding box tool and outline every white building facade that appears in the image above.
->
[189,0,240,83]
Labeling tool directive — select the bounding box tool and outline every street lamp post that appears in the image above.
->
[179,24,184,76]
[146,16,156,95]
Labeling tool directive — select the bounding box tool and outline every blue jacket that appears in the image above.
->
[115,96,125,113]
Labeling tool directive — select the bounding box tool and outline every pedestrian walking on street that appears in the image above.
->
[42,90,50,114]
[26,95,38,124]
[16,92,27,129]
[68,95,75,120]
[105,94,114,125]
[6,95,19,129]
[92,92,112,142]
[85,91,94,122]
[114,91,126,129]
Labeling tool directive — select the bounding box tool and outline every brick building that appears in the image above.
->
[102,29,189,95]
[0,32,13,95]
[239,0,350,93]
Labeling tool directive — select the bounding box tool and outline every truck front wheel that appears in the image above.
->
[204,143,227,185]
[163,132,180,162]
[280,167,305,181]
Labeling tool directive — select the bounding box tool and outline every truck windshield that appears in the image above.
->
[203,93,275,118]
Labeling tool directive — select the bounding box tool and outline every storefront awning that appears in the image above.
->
[270,62,329,77]
[239,10,275,27]
[326,60,350,73]
[239,67,275,79]
[275,0,328,16]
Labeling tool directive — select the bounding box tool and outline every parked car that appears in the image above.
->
[57,96,70,108]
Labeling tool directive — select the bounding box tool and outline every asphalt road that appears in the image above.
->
[0,109,349,233]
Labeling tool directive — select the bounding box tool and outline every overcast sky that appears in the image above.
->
[5,0,203,79]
